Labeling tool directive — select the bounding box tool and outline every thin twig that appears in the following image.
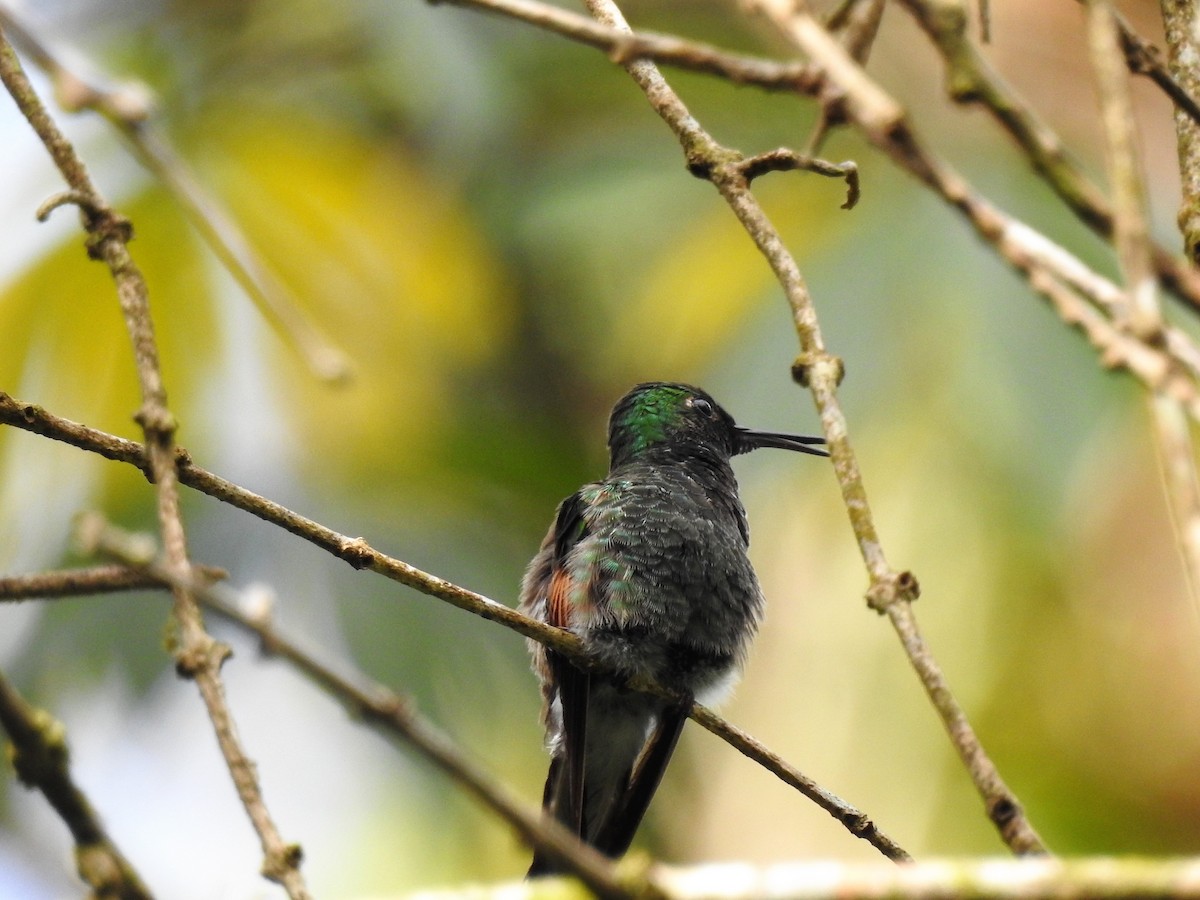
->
[755,3,1200,407]
[0,668,154,900]
[0,390,910,862]
[736,0,1049,856]
[0,564,227,601]
[0,29,311,899]
[874,588,1038,847]
[73,515,641,900]
[1086,0,1200,617]
[893,0,1200,316]
[1106,3,1200,129]
[0,7,351,383]
[1002,221,1200,411]
[803,0,886,155]
[437,0,1200,395]
[687,706,905,857]
[0,390,569,647]
[733,149,859,206]
[433,0,821,91]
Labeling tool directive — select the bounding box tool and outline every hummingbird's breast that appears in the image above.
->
[568,462,765,694]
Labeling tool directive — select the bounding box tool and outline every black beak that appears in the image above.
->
[734,427,829,457]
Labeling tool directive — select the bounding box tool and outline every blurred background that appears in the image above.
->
[0,0,1197,897]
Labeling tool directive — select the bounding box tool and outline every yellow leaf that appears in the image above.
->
[193,108,513,474]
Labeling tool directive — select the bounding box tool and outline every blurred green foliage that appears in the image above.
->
[0,0,1198,897]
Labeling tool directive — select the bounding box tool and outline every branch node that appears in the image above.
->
[865,569,921,614]
[82,209,134,260]
[988,794,1019,828]
[73,843,126,895]
[686,143,742,180]
[134,403,176,438]
[243,586,281,655]
[174,635,232,680]
[792,352,845,388]
[613,850,657,893]
[339,536,376,570]
[367,690,415,724]
[8,709,68,786]
[34,192,133,259]
[99,82,155,125]
[261,842,305,882]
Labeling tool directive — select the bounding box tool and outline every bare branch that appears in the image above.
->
[74,516,642,900]
[741,0,1049,856]
[0,390,908,861]
[0,7,351,383]
[872,581,1040,849]
[0,668,154,900]
[433,0,820,91]
[1105,3,1200,128]
[1085,0,1160,333]
[803,0,886,155]
[1002,222,1200,410]
[0,29,311,899]
[687,706,906,858]
[1086,0,1200,616]
[0,564,226,601]
[757,4,1200,408]
[732,149,859,206]
[893,0,1200,316]
[0,390,573,646]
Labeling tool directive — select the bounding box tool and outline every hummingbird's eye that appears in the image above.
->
[690,397,714,417]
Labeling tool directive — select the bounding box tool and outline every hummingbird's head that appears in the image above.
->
[607,382,828,469]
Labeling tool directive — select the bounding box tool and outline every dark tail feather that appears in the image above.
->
[592,697,690,858]
[528,661,593,877]
[560,666,590,835]
[528,750,639,877]
[527,755,564,877]
[527,690,690,877]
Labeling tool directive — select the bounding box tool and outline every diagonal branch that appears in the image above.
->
[1108,4,1200,128]
[0,563,226,600]
[1085,0,1200,615]
[802,0,886,155]
[0,7,351,383]
[892,0,1200,315]
[0,668,154,900]
[0,390,569,646]
[0,391,910,861]
[749,4,1200,416]
[74,514,640,900]
[585,0,1045,856]
[433,0,821,91]
[0,28,311,900]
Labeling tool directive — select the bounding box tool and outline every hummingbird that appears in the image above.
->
[520,382,827,875]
